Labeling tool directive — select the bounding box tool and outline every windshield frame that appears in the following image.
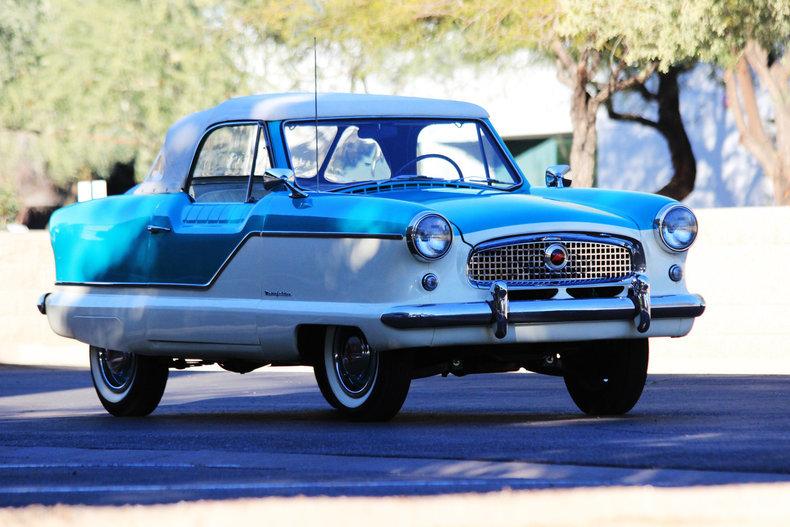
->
[279,117,525,193]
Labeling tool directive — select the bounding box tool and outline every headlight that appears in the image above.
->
[655,204,698,252]
[407,213,453,261]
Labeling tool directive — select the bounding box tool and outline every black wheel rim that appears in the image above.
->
[97,349,136,393]
[332,329,377,398]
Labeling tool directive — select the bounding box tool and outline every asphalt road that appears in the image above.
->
[0,365,788,506]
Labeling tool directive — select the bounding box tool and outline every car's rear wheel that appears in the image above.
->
[313,327,411,421]
[562,339,649,416]
[89,346,169,417]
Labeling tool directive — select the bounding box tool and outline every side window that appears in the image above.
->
[250,128,273,200]
[189,124,258,203]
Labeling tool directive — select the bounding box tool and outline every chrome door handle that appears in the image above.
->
[146,225,171,234]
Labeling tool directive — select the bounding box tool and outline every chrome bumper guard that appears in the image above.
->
[380,275,705,339]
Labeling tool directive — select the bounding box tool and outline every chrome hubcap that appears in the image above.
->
[97,349,136,393]
[332,330,377,398]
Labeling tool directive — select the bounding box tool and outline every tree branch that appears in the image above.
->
[744,40,787,108]
[605,98,660,130]
[724,64,777,171]
[634,82,657,101]
[550,39,577,89]
[591,62,656,104]
[550,39,576,73]
[736,55,774,150]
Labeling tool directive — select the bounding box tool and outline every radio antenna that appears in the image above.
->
[314,37,319,192]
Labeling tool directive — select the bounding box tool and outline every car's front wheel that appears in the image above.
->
[313,327,411,421]
[562,339,649,416]
[89,346,169,417]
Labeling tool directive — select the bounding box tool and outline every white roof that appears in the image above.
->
[214,92,488,121]
[153,93,488,192]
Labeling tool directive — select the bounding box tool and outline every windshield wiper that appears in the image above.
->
[454,178,512,186]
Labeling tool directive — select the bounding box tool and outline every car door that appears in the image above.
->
[144,122,272,347]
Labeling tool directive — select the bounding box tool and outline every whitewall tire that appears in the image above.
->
[313,327,411,421]
[89,346,169,417]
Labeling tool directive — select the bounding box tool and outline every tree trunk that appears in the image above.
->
[653,67,696,200]
[568,85,598,188]
[606,66,696,201]
[723,41,790,206]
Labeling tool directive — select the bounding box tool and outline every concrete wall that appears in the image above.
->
[2,207,788,373]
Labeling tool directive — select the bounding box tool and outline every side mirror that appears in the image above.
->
[545,165,572,188]
[263,168,308,199]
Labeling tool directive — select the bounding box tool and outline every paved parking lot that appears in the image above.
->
[0,365,788,506]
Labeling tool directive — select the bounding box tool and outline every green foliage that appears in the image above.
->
[700,0,790,65]
[0,0,42,89]
[0,186,18,225]
[0,0,787,195]
[0,0,246,186]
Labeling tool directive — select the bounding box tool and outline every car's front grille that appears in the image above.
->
[468,235,635,287]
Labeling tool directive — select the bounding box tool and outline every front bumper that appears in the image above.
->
[381,276,705,338]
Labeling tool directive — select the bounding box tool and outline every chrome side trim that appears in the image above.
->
[55,230,403,289]
[380,293,705,330]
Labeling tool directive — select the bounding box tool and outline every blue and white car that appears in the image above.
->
[39,93,704,421]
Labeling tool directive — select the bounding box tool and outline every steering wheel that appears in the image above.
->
[393,153,464,180]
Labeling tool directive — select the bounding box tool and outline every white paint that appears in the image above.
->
[76,180,107,202]
[44,218,698,362]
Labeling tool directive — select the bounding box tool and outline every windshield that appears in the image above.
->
[283,118,521,190]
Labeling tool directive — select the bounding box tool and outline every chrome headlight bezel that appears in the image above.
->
[654,204,698,253]
[406,212,453,261]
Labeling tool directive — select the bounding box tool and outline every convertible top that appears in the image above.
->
[139,93,488,194]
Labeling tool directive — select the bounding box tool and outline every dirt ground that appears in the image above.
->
[2,483,789,527]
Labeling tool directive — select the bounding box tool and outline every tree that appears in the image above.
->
[236,0,454,92]
[0,0,43,223]
[0,0,245,188]
[606,65,697,200]
[704,1,790,205]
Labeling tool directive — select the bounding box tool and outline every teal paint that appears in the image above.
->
[529,187,675,230]
[51,185,673,286]
[50,114,677,287]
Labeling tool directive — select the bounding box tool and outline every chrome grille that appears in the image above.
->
[468,236,634,286]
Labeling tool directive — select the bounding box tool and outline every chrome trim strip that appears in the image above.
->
[55,230,404,289]
[380,293,705,330]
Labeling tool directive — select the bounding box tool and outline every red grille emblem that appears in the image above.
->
[544,243,569,271]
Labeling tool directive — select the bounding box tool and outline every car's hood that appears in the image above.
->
[364,186,673,236]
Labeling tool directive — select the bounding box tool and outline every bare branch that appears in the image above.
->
[593,62,657,104]
[605,98,659,130]
[634,82,658,101]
